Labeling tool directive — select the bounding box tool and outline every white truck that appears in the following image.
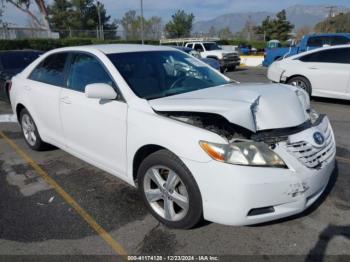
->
[185,41,241,72]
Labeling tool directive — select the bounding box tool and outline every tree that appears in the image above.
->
[0,4,3,25]
[48,0,74,36]
[120,10,140,40]
[145,16,162,40]
[164,10,194,38]
[314,12,350,33]
[208,26,216,37]
[6,0,50,29]
[218,27,233,40]
[48,0,117,38]
[295,26,312,41]
[120,10,162,40]
[255,9,294,41]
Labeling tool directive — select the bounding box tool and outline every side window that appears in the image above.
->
[29,53,68,86]
[299,48,350,64]
[299,52,320,62]
[187,43,193,48]
[67,53,114,92]
[307,37,323,47]
[194,44,204,52]
[330,36,350,45]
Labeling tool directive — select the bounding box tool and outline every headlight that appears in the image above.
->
[199,141,286,167]
[308,108,319,124]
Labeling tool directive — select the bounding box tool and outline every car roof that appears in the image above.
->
[288,44,350,60]
[49,44,177,54]
[171,46,192,51]
[306,33,350,37]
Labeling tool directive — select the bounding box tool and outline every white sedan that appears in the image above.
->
[10,44,335,229]
[268,45,350,100]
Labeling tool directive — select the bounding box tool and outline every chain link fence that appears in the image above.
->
[0,26,265,46]
[0,26,163,41]
[0,26,60,40]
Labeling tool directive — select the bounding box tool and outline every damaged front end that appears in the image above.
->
[150,83,330,169]
[157,109,327,169]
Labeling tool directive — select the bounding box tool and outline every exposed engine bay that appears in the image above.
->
[159,111,318,145]
[160,111,251,143]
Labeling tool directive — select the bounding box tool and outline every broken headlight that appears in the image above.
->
[308,108,319,124]
[199,141,286,167]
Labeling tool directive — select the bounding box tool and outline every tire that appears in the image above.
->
[137,149,203,229]
[19,108,50,151]
[286,76,312,97]
[5,86,10,104]
[229,65,236,71]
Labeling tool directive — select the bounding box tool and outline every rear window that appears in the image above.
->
[299,48,350,63]
[0,52,41,70]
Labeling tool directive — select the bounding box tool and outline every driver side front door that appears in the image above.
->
[59,52,128,177]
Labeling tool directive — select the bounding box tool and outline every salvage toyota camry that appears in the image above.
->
[9,45,336,229]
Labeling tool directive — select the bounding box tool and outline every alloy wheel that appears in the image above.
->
[21,114,37,146]
[143,165,189,221]
[290,80,307,90]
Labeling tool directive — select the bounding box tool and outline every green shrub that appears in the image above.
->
[0,38,264,52]
[0,38,160,51]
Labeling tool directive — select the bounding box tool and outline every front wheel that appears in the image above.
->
[286,76,312,97]
[138,149,203,229]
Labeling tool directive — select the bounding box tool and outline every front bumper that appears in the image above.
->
[220,58,241,68]
[181,116,336,226]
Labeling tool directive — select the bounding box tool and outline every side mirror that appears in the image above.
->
[85,83,117,100]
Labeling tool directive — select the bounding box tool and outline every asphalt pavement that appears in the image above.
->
[0,67,349,261]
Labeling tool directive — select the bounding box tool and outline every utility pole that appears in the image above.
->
[140,0,144,44]
[326,6,336,18]
[96,1,104,40]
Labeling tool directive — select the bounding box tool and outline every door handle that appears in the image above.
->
[60,96,71,104]
[308,67,318,70]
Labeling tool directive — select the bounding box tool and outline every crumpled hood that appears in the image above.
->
[149,83,310,132]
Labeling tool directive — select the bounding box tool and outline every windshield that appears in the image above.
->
[1,52,41,70]
[107,51,229,100]
[203,43,221,51]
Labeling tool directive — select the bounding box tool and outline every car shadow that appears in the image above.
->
[305,224,350,261]
[233,67,248,72]
[249,162,339,227]
[312,97,350,105]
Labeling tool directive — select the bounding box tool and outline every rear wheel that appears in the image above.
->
[287,76,312,97]
[20,108,50,151]
[138,149,203,229]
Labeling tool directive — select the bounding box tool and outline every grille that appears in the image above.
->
[223,53,239,61]
[286,122,335,169]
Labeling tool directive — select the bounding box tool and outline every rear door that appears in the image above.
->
[299,48,350,97]
[59,52,128,176]
[26,52,69,145]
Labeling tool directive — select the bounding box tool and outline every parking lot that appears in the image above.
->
[1,67,349,260]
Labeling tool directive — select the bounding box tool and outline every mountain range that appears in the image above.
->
[192,5,350,33]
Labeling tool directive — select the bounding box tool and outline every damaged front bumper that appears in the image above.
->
[180,116,336,226]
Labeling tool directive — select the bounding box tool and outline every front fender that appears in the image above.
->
[126,108,227,180]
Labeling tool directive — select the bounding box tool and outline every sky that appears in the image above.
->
[2,0,350,27]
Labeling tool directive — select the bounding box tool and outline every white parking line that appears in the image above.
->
[0,114,17,123]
